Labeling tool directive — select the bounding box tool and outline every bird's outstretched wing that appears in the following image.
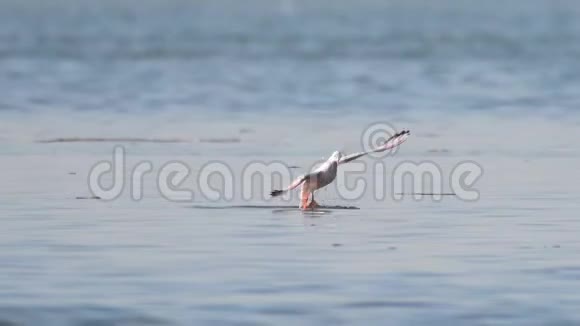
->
[339,129,410,165]
[270,174,309,197]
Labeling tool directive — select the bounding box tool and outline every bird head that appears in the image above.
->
[329,151,343,162]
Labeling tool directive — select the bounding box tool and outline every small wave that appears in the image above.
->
[199,137,241,144]
[0,305,170,326]
[36,137,189,143]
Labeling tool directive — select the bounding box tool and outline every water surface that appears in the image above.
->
[1,0,580,324]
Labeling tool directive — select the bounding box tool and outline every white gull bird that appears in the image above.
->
[271,130,410,209]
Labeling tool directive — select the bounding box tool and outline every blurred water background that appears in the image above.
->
[1,0,580,325]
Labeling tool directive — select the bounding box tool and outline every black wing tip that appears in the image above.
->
[387,129,411,142]
[270,190,284,197]
[398,129,411,136]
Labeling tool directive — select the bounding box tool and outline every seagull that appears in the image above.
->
[271,130,410,209]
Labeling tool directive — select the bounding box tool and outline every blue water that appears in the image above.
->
[1,1,580,325]
[2,0,580,117]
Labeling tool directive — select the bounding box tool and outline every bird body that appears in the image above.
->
[271,130,410,210]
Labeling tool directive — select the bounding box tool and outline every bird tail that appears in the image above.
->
[270,189,286,197]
